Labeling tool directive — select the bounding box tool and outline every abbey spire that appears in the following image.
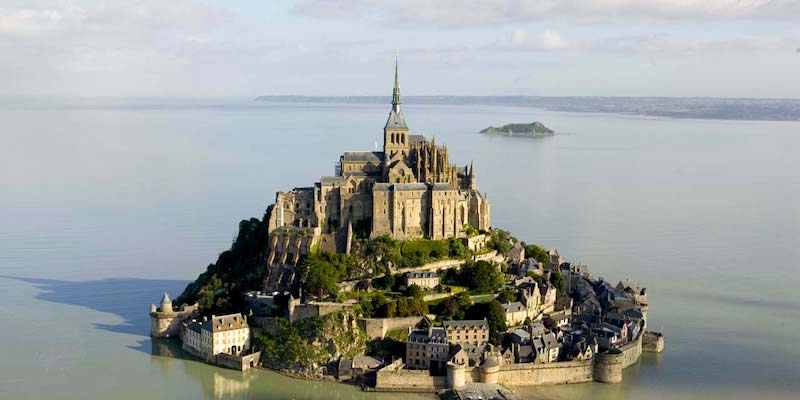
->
[392,50,401,113]
[384,50,409,158]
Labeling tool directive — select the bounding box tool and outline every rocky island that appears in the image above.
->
[149,58,663,399]
[480,122,554,137]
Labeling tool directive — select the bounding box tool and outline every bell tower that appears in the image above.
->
[383,50,409,159]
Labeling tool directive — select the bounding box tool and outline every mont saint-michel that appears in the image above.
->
[149,60,664,398]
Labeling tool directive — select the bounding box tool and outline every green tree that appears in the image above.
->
[405,283,424,298]
[465,300,507,335]
[487,229,514,255]
[497,287,517,303]
[460,260,503,293]
[524,243,550,265]
[448,238,469,259]
[197,274,223,313]
[549,271,565,293]
[384,265,395,289]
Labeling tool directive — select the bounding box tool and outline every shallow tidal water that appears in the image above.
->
[1,98,798,399]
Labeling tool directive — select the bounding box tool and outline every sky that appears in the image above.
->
[1,0,799,98]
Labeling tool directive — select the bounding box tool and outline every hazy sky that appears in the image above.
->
[2,0,799,98]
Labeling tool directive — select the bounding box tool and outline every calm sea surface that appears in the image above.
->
[1,98,798,399]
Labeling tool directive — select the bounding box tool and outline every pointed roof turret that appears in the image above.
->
[160,292,172,312]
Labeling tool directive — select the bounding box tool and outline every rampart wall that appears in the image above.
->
[359,315,434,339]
[374,368,447,392]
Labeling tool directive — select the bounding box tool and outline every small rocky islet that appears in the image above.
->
[480,122,554,137]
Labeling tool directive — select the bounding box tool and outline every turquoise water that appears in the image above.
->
[1,98,798,399]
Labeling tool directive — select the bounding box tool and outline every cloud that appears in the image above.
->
[541,29,568,49]
[293,0,800,26]
[511,27,527,46]
[590,34,796,55]
[0,8,63,35]
[510,28,569,50]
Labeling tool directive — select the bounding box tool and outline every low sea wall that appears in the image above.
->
[495,360,595,386]
[216,352,261,371]
[374,368,447,392]
[379,334,645,392]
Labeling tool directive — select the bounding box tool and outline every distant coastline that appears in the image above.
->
[254,95,800,121]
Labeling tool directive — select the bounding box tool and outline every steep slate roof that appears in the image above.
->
[341,151,383,163]
[203,313,248,333]
[443,319,488,330]
[385,109,408,130]
[408,327,448,344]
[405,271,438,279]
[502,302,527,313]
[320,176,346,185]
[409,134,427,145]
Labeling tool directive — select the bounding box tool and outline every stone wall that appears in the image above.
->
[359,315,431,339]
[290,301,352,323]
[619,333,643,368]
[216,352,261,371]
[495,360,595,386]
[374,369,447,392]
[443,334,645,389]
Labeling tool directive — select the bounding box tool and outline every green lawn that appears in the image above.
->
[469,293,495,303]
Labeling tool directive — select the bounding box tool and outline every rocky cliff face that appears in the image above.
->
[256,310,367,378]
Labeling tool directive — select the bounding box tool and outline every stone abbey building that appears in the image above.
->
[265,59,490,273]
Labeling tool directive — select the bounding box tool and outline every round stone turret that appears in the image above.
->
[594,350,624,383]
[446,361,466,389]
[479,357,500,384]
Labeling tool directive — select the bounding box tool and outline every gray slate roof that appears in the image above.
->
[341,151,383,163]
[409,134,427,145]
[203,313,248,333]
[405,271,438,279]
[502,302,526,313]
[320,176,346,185]
[443,319,488,330]
[408,327,448,344]
[395,183,429,191]
[385,109,408,130]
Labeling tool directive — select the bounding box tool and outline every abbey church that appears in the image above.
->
[266,58,490,269]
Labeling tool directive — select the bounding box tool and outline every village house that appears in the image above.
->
[516,257,544,276]
[532,332,561,363]
[183,313,251,363]
[502,302,528,327]
[443,319,489,347]
[406,323,449,371]
[403,271,439,290]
